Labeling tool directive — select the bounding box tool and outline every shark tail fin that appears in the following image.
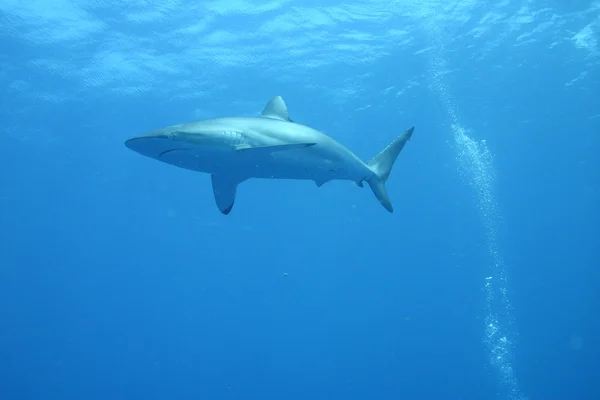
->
[366,126,415,213]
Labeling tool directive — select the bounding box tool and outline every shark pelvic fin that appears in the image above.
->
[211,174,240,215]
[261,96,293,122]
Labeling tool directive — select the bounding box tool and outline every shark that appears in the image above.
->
[124,96,415,215]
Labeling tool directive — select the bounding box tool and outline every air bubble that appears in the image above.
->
[425,19,528,400]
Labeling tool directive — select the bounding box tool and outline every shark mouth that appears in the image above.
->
[158,148,189,158]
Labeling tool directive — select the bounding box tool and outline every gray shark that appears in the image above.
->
[125,96,415,215]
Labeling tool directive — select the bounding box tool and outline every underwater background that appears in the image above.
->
[0,1,598,399]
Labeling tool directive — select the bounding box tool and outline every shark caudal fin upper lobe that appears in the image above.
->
[366,126,414,213]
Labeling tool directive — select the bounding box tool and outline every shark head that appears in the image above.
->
[124,121,250,175]
[124,125,185,160]
[125,96,294,163]
[124,122,227,161]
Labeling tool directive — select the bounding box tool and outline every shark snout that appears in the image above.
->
[124,130,182,159]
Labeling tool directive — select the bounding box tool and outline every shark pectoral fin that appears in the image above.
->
[211,174,240,215]
[235,143,316,155]
[314,178,330,187]
[261,96,293,122]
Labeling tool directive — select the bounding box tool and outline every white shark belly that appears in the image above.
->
[157,130,248,173]
[242,146,372,183]
[158,147,233,173]
[153,134,373,186]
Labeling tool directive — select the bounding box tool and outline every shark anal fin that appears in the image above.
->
[235,143,316,155]
[261,96,293,122]
[211,174,240,215]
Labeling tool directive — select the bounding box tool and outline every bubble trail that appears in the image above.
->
[425,22,529,400]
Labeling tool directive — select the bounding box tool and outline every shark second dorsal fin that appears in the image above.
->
[261,96,293,122]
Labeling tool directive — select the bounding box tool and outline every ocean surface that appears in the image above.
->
[0,1,598,399]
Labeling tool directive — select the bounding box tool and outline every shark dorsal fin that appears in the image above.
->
[261,96,293,122]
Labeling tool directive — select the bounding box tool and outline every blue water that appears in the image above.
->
[1,1,598,399]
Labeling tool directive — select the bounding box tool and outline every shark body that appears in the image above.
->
[125,96,415,215]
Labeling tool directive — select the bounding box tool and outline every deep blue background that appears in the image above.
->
[1,1,599,399]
